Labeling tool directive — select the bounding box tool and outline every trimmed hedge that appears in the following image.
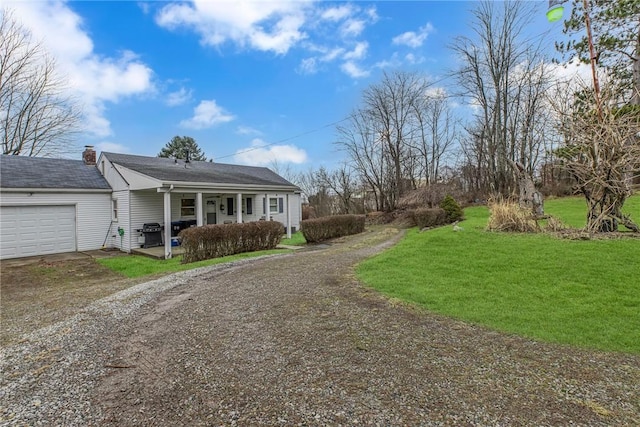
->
[179,221,283,263]
[301,214,365,243]
[411,208,448,229]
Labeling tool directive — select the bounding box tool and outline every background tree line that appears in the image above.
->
[295,0,638,232]
[3,1,638,230]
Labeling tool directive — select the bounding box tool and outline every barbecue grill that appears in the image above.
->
[142,222,163,248]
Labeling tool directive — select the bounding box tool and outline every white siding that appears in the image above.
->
[0,191,112,256]
[109,190,130,252]
[256,193,301,232]
[99,156,129,191]
[129,190,164,251]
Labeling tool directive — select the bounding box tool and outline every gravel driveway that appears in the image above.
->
[1,227,639,426]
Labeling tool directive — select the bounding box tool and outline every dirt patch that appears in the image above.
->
[1,254,142,346]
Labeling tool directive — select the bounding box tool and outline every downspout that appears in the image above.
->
[163,184,174,259]
[286,194,291,238]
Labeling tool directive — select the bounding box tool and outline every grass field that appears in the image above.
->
[545,195,640,229]
[281,231,307,246]
[98,249,289,278]
[357,195,640,354]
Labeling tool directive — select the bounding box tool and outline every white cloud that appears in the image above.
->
[166,87,193,106]
[297,57,318,75]
[95,141,131,154]
[236,125,262,136]
[366,7,379,22]
[234,139,307,166]
[343,42,368,61]
[155,1,379,78]
[321,47,346,62]
[156,0,309,55]
[392,23,434,48]
[7,1,155,137]
[180,100,235,129]
[321,5,354,22]
[341,61,369,78]
[405,53,425,65]
[341,19,365,37]
[425,87,448,99]
[547,57,592,83]
[138,2,150,15]
[375,53,402,69]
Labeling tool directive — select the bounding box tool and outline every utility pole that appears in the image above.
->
[582,0,603,119]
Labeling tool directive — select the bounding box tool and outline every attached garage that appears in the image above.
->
[0,205,77,259]
[0,153,113,260]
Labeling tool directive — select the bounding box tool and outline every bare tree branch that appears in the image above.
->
[1,8,80,157]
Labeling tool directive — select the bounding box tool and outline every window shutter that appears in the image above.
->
[227,197,234,216]
[246,197,253,215]
[279,197,284,213]
[263,197,267,214]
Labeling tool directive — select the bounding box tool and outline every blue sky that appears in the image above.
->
[4,1,568,171]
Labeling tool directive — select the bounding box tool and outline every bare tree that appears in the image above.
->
[336,71,448,211]
[290,167,332,217]
[411,90,459,186]
[336,109,390,211]
[362,71,432,207]
[1,9,80,156]
[450,1,552,196]
[316,165,363,214]
[268,158,297,183]
[551,80,640,232]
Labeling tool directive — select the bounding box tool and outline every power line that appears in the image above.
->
[214,117,351,161]
[213,74,457,162]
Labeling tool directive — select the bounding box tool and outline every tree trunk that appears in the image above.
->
[510,160,544,217]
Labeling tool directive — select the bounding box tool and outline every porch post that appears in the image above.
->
[196,192,203,226]
[163,190,172,259]
[236,192,242,223]
[286,193,292,238]
[265,193,270,221]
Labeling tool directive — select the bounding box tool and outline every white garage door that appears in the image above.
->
[0,205,76,259]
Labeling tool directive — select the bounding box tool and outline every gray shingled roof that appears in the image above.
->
[0,155,111,190]
[104,152,298,188]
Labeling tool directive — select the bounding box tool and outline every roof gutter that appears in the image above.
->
[158,181,300,192]
[0,187,112,193]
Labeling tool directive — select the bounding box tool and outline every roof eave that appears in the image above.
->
[0,187,112,193]
[158,181,300,192]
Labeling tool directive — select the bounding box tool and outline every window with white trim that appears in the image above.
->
[269,197,284,214]
[112,198,118,221]
[181,198,195,217]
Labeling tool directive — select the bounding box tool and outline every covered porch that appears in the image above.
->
[152,186,298,259]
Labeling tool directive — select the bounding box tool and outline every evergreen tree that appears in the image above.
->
[158,136,207,161]
[556,0,640,104]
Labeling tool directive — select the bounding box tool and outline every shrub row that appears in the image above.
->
[411,208,449,229]
[179,221,283,263]
[301,214,365,243]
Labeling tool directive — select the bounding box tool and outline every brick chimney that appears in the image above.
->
[83,145,96,165]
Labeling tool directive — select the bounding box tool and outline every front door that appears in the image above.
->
[205,199,217,225]
[207,212,216,225]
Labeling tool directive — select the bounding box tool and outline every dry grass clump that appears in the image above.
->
[545,216,566,232]
[486,200,540,233]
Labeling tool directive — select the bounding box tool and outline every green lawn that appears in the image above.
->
[98,249,289,278]
[357,195,640,353]
[545,194,640,229]
[281,231,307,246]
